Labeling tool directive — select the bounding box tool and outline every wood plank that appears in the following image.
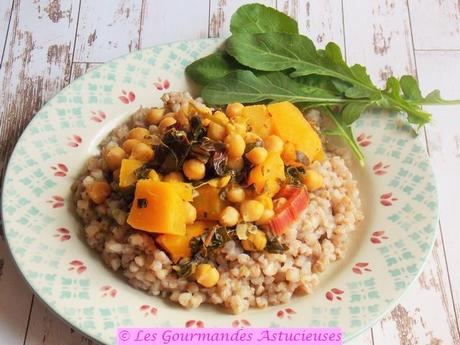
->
[409,0,460,50]
[277,0,345,50]
[343,0,415,87]
[209,0,275,38]
[24,298,98,345]
[140,0,209,47]
[0,0,79,187]
[416,50,460,333]
[343,1,460,344]
[0,0,13,65]
[0,0,81,344]
[73,0,142,62]
[0,240,34,345]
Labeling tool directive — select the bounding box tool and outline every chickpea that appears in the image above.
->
[281,142,297,163]
[146,108,165,125]
[122,139,140,154]
[257,209,275,225]
[183,159,206,180]
[207,122,226,141]
[303,170,324,191]
[105,146,127,170]
[256,194,273,210]
[264,135,284,153]
[245,132,261,144]
[246,147,268,165]
[225,133,246,158]
[163,171,184,182]
[87,181,111,204]
[195,263,220,288]
[226,103,244,119]
[227,186,245,203]
[219,206,240,227]
[240,200,264,222]
[214,111,229,124]
[158,117,177,131]
[131,142,154,162]
[185,202,197,224]
[227,157,244,171]
[234,122,247,136]
[241,229,267,251]
[127,127,150,140]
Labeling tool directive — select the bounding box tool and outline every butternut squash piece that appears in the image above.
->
[235,105,273,139]
[119,159,143,187]
[127,180,186,235]
[248,152,285,196]
[267,102,324,162]
[156,221,210,263]
[192,184,228,220]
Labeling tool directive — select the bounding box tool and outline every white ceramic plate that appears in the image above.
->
[2,39,438,344]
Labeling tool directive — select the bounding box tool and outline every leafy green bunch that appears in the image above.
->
[185,4,459,165]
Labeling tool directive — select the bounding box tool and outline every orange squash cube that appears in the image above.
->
[127,180,186,235]
[267,101,324,162]
[248,151,285,196]
[156,221,211,263]
[192,184,228,221]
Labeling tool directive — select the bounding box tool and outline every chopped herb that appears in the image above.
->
[245,139,264,153]
[285,165,306,185]
[134,166,152,179]
[266,235,288,254]
[172,259,196,278]
[137,198,148,208]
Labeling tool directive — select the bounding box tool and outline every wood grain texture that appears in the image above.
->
[277,0,345,50]
[0,240,34,345]
[416,50,460,334]
[0,0,79,221]
[74,0,142,62]
[343,0,415,87]
[140,0,209,47]
[409,0,460,50]
[209,0,275,38]
[0,0,13,66]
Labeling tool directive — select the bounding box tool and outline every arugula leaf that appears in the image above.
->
[202,70,347,105]
[342,102,371,125]
[382,77,432,127]
[227,33,381,99]
[230,3,298,34]
[320,107,365,166]
[185,51,240,86]
[421,90,460,105]
[399,75,460,105]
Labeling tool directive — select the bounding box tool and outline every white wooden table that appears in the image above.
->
[0,1,459,344]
